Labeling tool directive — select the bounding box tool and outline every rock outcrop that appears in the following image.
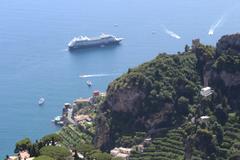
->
[216,33,240,55]
[197,33,240,109]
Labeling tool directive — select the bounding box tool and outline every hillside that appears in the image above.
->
[95,33,240,159]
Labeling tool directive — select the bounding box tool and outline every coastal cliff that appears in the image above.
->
[95,49,201,150]
[95,33,240,159]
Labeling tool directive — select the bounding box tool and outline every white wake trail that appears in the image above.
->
[79,73,120,78]
[208,16,224,36]
[164,28,181,39]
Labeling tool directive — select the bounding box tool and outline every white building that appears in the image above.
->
[200,116,210,123]
[200,87,213,97]
[110,147,132,160]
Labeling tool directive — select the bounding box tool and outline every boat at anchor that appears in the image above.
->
[68,33,123,50]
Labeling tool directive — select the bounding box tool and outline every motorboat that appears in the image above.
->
[38,97,45,105]
[86,80,92,87]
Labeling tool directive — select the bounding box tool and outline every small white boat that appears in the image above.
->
[86,80,92,87]
[52,116,64,126]
[38,97,45,105]
[208,30,214,36]
[52,116,62,122]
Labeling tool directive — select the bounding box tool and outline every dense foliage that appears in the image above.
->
[96,34,240,160]
[34,155,55,160]
[15,138,32,153]
[39,146,71,160]
[97,51,202,150]
[14,133,62,157]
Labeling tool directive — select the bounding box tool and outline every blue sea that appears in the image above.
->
[0,0,240,158]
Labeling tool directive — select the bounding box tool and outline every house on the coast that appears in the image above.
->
[200,87,213,97]
[110,147,132,160]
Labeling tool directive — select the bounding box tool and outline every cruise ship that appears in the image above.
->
[68,33,123,50]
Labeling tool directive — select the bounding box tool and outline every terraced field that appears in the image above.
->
[58,125,92,147]
[218,122,240,159]
[129,128,186,160]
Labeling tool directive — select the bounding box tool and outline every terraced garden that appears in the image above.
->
[129,128,186,160]
[58,125,92,148]
[217,121,240,159]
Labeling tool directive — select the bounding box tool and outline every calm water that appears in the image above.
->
[0,0,240,157]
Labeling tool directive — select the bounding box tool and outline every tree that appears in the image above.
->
[176,96,190,115]
[112,157,124,160]
[185,44,190,52]
[34,155,55,160]
[39,146,71,160]
[75,144,95,157]
[212,122,223,144]
[30,142,40,157]
[41,133,61,146]
[195,129,216,155]
[89,151,112,160]
[215,104,228,125]
[15,138,32,153]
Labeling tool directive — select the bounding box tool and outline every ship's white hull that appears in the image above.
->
[68,39,122,50]
[68,34,123,50]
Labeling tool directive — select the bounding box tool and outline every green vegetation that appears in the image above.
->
[89,152,112,160]
[41,133,62,146]
[58,125,93,147]
[73,143,120,160]
[130,128,185,160]
[39,146,71,160]
[99,51,202,150]
[15,138,32,153]
[96,34,240,159]
[14,133,63,157]
[116,132,146,148]
[34,155,55,160]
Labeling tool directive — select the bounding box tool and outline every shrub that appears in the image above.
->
[34,155,55,160]
[39,146,71,160]
[15,138,32,153]
[229,152,240,160]
[195,129,216,155]
[41,133,61,146]
[75,143,95,157]
[89,151,112,160]
[176,96,189,115]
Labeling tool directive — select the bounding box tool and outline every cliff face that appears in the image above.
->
[95,86,147,149]
[200,34,240,109]
[95,53,200,150]
[106,86,146,113]
[216,33,240,55]
[95,80,177,150]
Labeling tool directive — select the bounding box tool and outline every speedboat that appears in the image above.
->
[52,116,64,126]
[38,97,45,105]
[86,80,92,87]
